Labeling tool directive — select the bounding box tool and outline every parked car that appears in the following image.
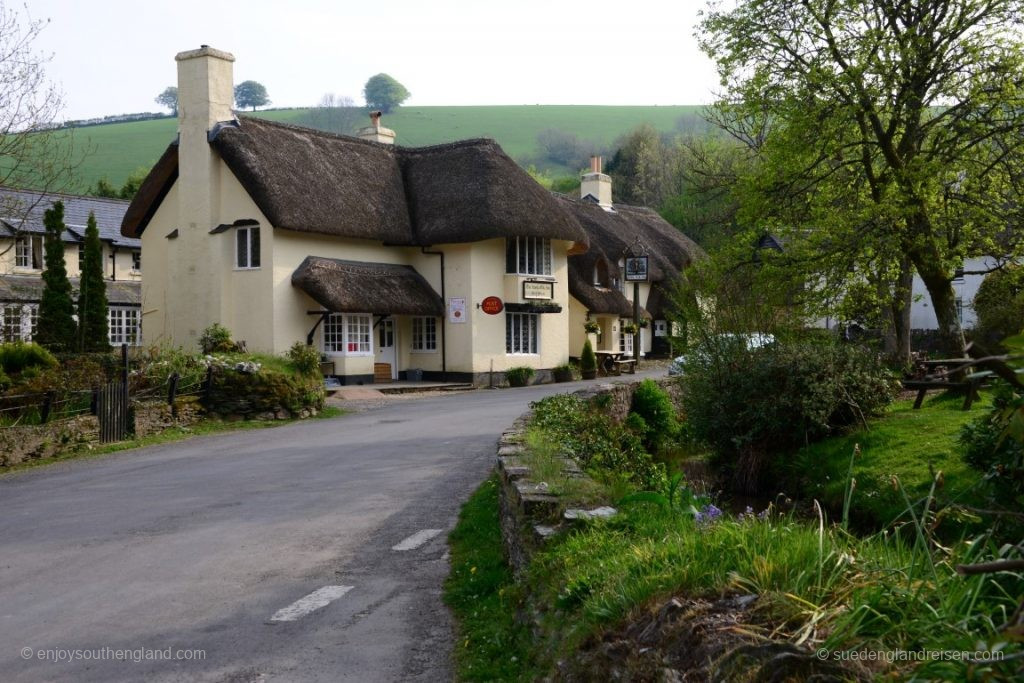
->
[668,333,775,376]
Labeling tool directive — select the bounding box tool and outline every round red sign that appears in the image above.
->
[481,296,504,315]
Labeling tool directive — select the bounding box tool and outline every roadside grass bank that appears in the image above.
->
[0,405,345,476]
[446,382,1023,680]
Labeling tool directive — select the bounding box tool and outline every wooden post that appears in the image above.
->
[168,373,180,406]
[40,391,54,424]
[632,281,641,361]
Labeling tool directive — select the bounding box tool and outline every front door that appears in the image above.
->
[377,319,397,379]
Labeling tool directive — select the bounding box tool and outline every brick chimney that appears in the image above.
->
[580,155,612,207]
[358,110,396,144]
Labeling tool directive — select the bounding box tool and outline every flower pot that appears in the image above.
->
[581,369,597,380]
[553,368,574,383]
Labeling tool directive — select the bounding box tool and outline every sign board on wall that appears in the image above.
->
[449,297,467,324]
[624,256,649,282]
[523,281,554,300]
[480,296,504,315]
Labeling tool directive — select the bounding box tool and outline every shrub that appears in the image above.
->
[581,339,597,373]
[199,323,235,354]
[681,339,899,493]
[960,384,1024,509]
[506,366,535,387]
[287,342,321,377]
[0,367,9,392]
[973,265,1024,349]
[530,394,664,488]
[629,379,680,452]
[0,342,59,376]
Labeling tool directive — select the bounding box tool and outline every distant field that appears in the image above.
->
[48,105,709,192]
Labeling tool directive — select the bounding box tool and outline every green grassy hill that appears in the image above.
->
[53,105,708,193]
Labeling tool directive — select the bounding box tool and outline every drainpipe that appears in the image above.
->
[109,245,117,281]
[421,247,447,382]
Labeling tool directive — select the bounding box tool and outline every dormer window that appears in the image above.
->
[505,237,551,276]
[131,251,141,272]
[15,235,43,269]
[236,225,260,269]
[593,259,610,287]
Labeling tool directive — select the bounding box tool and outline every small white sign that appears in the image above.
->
[523,281,554,300]
[449,297,467,324]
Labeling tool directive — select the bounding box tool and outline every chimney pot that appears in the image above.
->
[369,110,382,129]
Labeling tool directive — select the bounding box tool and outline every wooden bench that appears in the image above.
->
[902,378,981,411]
[613,359,638,375]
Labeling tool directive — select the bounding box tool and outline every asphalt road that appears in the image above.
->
[0,373,660,682]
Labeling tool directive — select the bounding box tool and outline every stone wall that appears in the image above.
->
[133,396,205,438]
[0,415,99,467]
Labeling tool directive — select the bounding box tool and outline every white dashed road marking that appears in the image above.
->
[269,585,354,622]
[391,528,443,551]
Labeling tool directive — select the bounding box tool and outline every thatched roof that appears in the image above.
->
[122,117,587,248]
[291,256,443,316]
[0,274,141,305]
[560,196,703,318]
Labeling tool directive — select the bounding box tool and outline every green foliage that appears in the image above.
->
[198,323,235,354]
[0,341,58,375]
[536,128,602,171]
[34,201,77,352]
[362,73,410,113]
[530,394,663,488]
[116,167,148,199]
[605,124,675,207]
[505,365,535,387]
[76,212,109,352]
[205,363,324,417]
[628,379,680,453]
[234,80,270,111]
[682,338,899,493]
[287,342,321,377]
[973,265,1024,348]
[89,177,120,198]
[580,338,597,372]
[154,85,177,115]
[0,367,8,391]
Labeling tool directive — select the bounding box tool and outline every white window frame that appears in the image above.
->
[131,250,141,273]
[108,306,141,346]
[322,313,373,356]
[411,316,438,352]
[15,235,43,270]
[506,312,539,355]
[2,303,37,342]
[619,327,634,357]
[505,237,552,276]
[235,226,261,270]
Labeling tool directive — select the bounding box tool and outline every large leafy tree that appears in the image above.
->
[35,201,76,351]
[76,211,109,352]
[154,86,178,115]
[362,73,410,114]
[234,80,270,111]
[699,0,1024,356]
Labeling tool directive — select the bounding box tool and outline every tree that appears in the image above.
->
[362,74,410,113]
[699,0,1024,356]
[35,201,76,351]
[154,86,178,115]
[0,2,81,261]
[305,93,361,135]
[76,211,109,352]
[234,80,270,111]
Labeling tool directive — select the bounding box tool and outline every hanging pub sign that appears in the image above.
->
[523,281,554,300]
[449,297,467,324]
[480,296,504,315]
[624,256,649,282]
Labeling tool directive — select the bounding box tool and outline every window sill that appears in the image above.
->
[324,351,373,357]
[233,266,261,272]
[410,349,438,354]
[506,273,556,281]
[13,267,42,274]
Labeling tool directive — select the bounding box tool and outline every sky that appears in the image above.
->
[26,0,723,121]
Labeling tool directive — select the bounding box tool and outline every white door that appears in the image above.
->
[377,319,397,379]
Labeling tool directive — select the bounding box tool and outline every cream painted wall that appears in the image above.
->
[0,238,140,284]
[568,296,590,358]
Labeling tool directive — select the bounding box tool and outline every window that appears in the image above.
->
[236,226,260,269]
[412,317,437,352]
[593,259,610,287]
[619,328,634,356]
[131,251,141,272]
[108,307,141,346]
[323,313,372,355]
[78,242,86,271]
[15,235,43,269]
[506,312,538,354]
[505,237,551,276]
[1,304,37,342]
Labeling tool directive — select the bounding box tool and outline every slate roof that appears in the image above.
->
[0,274,141,305]
[0,188,138,248]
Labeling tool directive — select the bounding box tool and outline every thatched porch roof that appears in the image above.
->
[291,256,443,316]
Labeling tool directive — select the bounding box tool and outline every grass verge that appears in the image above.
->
[0,405,345,475]
[443,476,537,681]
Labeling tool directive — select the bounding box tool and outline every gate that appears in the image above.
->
[96,381,130,443]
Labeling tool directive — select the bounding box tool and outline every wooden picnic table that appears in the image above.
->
[594,351,623,376]
[904,357,982,410]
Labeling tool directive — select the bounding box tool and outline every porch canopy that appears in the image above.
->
[291,256,444,316]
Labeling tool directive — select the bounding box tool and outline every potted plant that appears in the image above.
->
[583,319,600,335]
[506,365,535,387]
[580,339,598,380]
[622,322,639,335]
[552,363,574,383]
[638,318,650,329]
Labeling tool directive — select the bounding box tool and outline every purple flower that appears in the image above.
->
[695,504,723,525]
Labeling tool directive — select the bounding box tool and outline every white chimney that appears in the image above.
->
[580,155,612,207]
[358,110,396,145]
